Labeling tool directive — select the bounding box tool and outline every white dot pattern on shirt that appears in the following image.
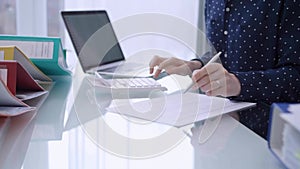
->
[205,0,300,103]
[205,0,300,138]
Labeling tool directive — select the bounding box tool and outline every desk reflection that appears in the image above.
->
[7,73,284,169]
[64,75,113,131]
[24,74,195,169]
[65,75,189,159]
[31,76,72,141]
[190,115,284,169]
[0,111,36,169]
[0,75,72,169]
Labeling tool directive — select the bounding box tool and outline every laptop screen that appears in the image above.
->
[61,10,125,72]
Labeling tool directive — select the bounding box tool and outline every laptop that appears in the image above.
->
[61,10,144,77]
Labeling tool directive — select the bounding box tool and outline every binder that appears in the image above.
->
[0,35,72,75]
[0,79,35,116]
[0,46,52,82]
[268,103,300,169]
[0,61,48,116]
[0,60,17,95]
[0,60,46,95]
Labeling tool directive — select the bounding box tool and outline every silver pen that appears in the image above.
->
[183,52,222,94]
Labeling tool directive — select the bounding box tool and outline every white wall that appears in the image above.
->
[16,0,47,36]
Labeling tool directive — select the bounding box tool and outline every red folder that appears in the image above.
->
[0,61,17,95]
[0,60,44,96]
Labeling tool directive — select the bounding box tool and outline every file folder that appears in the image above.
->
[0,46,51,82]
[0,35,71,75]
[0,77,35,116]
[268,103,300,169]
[0,61,46,96]
[0,60,50,116]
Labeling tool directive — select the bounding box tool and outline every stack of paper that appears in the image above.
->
[106,93,256,127]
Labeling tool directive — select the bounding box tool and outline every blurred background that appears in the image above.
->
[0,0,203,63]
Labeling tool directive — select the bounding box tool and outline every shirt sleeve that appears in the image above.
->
[230,0,300,103]
[191,51,222,66]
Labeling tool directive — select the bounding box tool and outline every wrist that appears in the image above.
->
[187,60,202,72]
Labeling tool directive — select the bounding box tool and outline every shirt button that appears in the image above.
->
[224,30,228,35]
[224,53,228,58]
[225,7,230,12]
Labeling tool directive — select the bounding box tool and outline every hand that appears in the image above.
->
[149,55,202,78]
[191,63,241,97]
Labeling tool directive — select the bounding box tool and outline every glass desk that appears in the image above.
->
[0,68,285,169]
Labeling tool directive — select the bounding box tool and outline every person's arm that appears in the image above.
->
[191,63,241,97]
[191,51,216,66]
[149,51,223,78]
[149,56,202,78]
[230,0,300,103]
[191,51,223,70]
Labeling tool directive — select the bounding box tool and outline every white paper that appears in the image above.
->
[12,48,52,82]
[0,81,27,107]
[0,80,45,116]
[16,90,48,101]
[0,50,4,60]
[0,68,7,85]
[106,93,256,127]
[0,107,35,116]
[288,104,300,113]
[281,104,300,132]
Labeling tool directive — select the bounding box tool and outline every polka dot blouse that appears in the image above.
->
[203,0,300,104]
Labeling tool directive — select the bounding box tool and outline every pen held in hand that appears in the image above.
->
[183,52,222,94]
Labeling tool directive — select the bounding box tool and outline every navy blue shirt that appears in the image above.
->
[202,0,300,138]
[204,0,300,103]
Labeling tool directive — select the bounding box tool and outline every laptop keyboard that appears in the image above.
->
[111,78,162,88]
[92,76,167,93]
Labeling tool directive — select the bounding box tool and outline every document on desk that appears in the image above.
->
[106,93,256,127]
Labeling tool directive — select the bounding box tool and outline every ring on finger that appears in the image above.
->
[215,80,221,88]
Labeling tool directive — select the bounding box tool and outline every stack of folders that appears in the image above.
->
[0,36,73,164]
[0,46,51,116]
[268,103,300,169]
[0,35,72,75]
[0,35,71,117]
